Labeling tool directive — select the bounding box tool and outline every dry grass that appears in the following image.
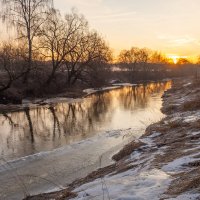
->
[112,141,144,161]
[23,189,76,200]
[166,168,200,196]
[68,164,116,190]
[182,98,200,111]
[68,160,135,190]
[168,120,182,129]
[187,161,200,167]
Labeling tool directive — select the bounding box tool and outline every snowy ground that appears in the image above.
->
[83,86,121,95]
[73,134,171,200]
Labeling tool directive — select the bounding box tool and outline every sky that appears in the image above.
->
[54,0,200,59]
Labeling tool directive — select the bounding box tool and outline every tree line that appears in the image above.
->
[116,47,199,81]
[0,0,198,99]
[0,0,111,95]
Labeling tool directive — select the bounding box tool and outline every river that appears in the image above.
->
[0,81,171,199]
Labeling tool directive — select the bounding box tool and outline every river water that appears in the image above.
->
[0,81,171,199]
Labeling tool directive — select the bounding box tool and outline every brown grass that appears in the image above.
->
[187,161,200,167]
[182,98,200,111]
[166,169,200,196]
[112,141,144,161]
[23,189,77,200]
[68,160,136,190]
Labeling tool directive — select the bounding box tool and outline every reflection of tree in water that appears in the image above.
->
[2,113,16,126]
[24,107,34,143]
[49,106,61,139]
[86,92,113,126]
[54,92,113,138]
[0,81,171,159]
[118,82,171,110]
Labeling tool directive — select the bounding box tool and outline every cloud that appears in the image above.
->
[158,35,198,47]
[57,0,103,7]
[91,11,137,19]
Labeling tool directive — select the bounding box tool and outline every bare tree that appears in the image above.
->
[136,48,150,71]
[150,51,167,64]
[118,47,149,71]
[0,0,53,83]
[118,49,134,65]
[40,9,88,85]
[177,58,190,65]
[0,42,25,92]
[64,31,112,86]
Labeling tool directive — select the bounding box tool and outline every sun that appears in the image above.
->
[168,55,180,64]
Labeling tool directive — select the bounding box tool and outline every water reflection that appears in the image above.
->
[0,81,171,161]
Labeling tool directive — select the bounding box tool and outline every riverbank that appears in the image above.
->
[0,79,170,114]
[25,77,200,200]
[0,87,86,113]
[0,85,124,114]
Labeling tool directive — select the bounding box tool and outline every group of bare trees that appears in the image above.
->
[117,47,167,81]
[0,43,25,92]
[116,47,198,82]
[117,47,170,70]
[0,0,111,95]
[40,9,111,86]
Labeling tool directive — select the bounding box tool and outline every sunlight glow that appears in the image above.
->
[168,55,180,64]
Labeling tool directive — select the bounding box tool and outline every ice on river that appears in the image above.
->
[0,128,142,200]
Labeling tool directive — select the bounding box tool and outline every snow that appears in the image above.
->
[167,193,200,200]
[112,83,137,87]
[181,111,200,123]
[146,132,161,138]
[162,152,200,173]
[23,97,79,104]
[191,131,200,136]
[72,133,171,200]
[166,111,200,124]
[83,86,121,95]
[73,169,170,200]
[183,83,192,87]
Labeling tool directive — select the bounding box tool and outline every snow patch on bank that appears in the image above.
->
[72,132,172,200]
[112,83,137,87]
[83,86,121,95]
[162,152,200,173]
[73,169,170,200]
[167,193,200,200]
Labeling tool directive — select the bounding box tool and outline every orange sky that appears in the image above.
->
[54,0,200,60]
[1,0,200,60]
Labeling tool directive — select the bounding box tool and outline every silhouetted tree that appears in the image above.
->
[1,0,53,83]
[64,31,112,86]
[0,42,25,92]
[40,9,88,85]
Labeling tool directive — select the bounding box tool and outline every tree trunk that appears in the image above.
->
[46,67,56,85]
[23,37,32,83]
